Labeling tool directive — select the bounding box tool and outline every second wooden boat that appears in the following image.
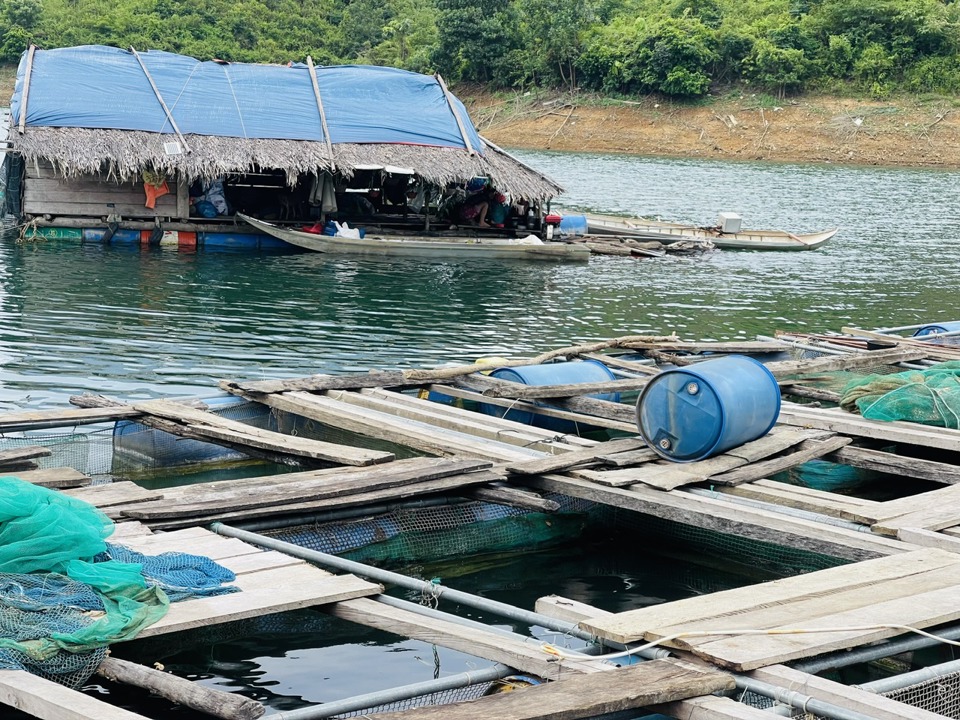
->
[584,213,837,251]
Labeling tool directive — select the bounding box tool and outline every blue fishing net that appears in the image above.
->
[840,361,960,428]
[0,476,239,688]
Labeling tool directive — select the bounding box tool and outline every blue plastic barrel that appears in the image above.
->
[479,359,619,430]
[914,321,960,341]
[558,214,588,237]
[636,355,780,463]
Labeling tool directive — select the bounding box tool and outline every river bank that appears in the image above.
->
[464,91,960,169]
[3,59,958,169]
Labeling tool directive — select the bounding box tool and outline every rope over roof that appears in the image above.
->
[10,128,563,201]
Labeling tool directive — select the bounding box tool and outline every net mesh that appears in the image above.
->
[841,361,960,428]
[266,493,595,563]
[0,476,238,689]
[880,671,960,718]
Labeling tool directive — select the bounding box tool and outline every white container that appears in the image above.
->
[718,212,742,233]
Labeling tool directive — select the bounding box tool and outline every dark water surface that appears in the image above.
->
[1,151,956,715]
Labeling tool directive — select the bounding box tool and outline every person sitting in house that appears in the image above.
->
[459,178,495,228]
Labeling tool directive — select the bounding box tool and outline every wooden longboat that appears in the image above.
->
[238,213,591,261]
[585,213,838,251]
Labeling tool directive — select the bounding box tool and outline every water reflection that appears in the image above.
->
[1,152,959,412]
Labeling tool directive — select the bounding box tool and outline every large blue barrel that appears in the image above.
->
[636,355,780,462]
[479,359,619,430]
[914,321,960,344]
[558,214,588,237]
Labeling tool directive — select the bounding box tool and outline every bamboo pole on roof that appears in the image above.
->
[129,46,192,155]
[306,57,336,171]
[435,73,476,156]
[17,45,36,134]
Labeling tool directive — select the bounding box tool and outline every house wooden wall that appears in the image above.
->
[22,162,188,220]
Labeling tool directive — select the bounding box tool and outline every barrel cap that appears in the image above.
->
[636,369,726,462]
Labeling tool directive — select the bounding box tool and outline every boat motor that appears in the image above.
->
[543,213,563,240]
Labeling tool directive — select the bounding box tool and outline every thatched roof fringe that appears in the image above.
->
[12,127,563,201]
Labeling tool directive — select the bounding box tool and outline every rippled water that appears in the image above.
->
[2,151,959,410]
[3,152,954,714]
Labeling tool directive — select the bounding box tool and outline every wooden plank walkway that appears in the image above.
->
[0,670,151,720]
[519,473,908,562]
[536,593,944,720]
[68,457,503,530]
[112,526,382,638]
[579,548,960,671]
[368,659,734,720]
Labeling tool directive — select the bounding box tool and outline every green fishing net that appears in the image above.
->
[840,361,960,428]
[0,476,237,688]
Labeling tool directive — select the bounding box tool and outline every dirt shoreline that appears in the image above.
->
[465,92,960,169]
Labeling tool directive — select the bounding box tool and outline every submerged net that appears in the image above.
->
[0,476,238,688]
[840,361,960,428]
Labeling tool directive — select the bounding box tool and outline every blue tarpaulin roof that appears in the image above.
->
[10,45,483,152]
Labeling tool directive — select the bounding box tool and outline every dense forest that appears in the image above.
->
[1,0,959,99]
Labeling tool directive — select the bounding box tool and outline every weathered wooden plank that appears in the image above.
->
[777,382,842,403]
[0,406,141,431]
[535,596,614,624]
[657,561,960,652]
[690,582,960,670]
[749,478,881,507]
[115,534,262,562]
[96,657,264,720]
[831,445,960,485]
[341,388,591,452]
[249,390,542,461]
[651,695,799,720]
[578,548,956,645]
[214,549,307,575]
[897,527,960,553]
[121,458,492,520]
[23,200,172,217]
[0,445,52,467]
[0,669,152,720]
[8,467,91,488]
[763,346,928,379]
[98,458,440,520]
[481,377,650,400]
[64,480,163,508]
[839,327,960,362]
[519,475,908,572]
[506,438,646,475]
[596,448,659,467]
[361,387,594,446]
[873,503,960,537]
[709,436,852,486]
[367,659,734,720]
[427,383,638,433]
[133,471,506,530]
[578,352,660,375]
[717,482,880,524]
[779,402,960,452]
[751,665,950,720]
[135,567,381,638]
[466,485,561,512]
[134,398,394,466]
[110,520,155,539]
[455,374,638,426]
[324,596,603,680]
[574,428,820,490]
[871,483,960,524]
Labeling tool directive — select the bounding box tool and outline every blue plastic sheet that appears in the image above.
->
[11,46,483,151]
